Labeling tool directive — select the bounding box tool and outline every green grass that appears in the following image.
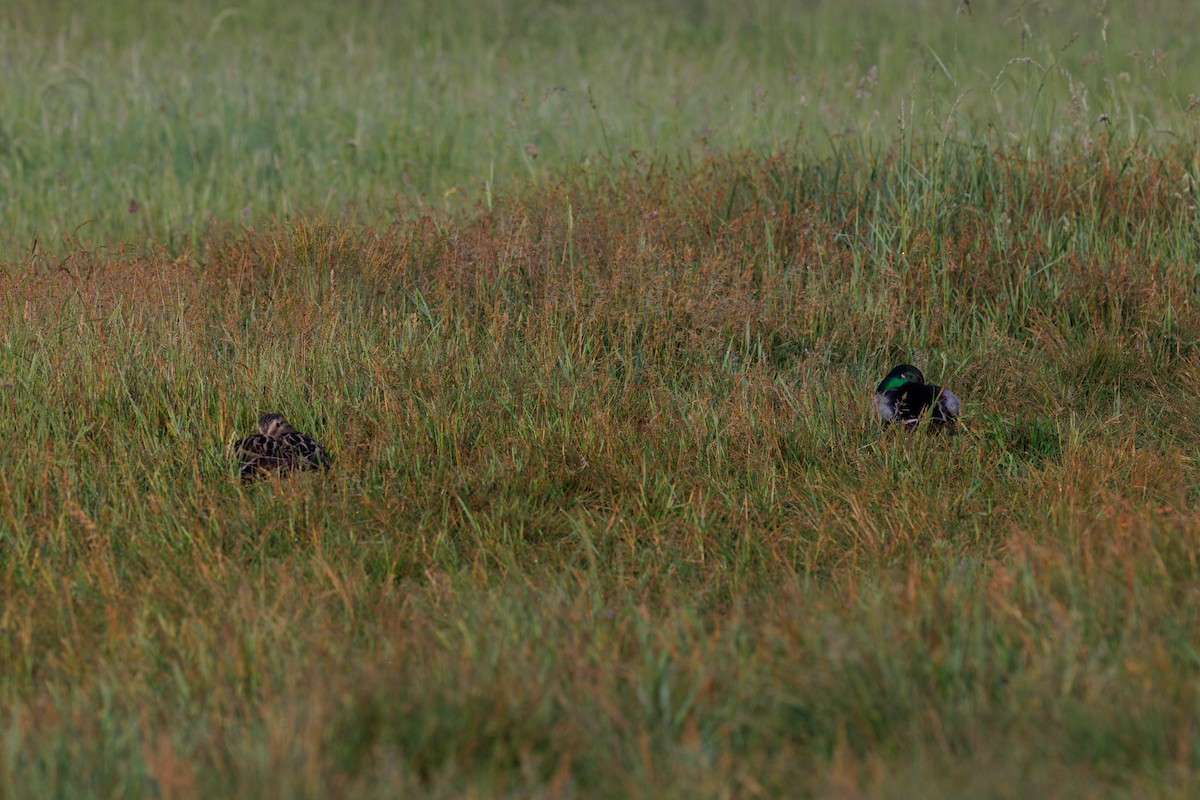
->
[4,1,1200,797]
[4,145,1200,797]
[3,0,1200,255]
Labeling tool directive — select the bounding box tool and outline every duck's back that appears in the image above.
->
[279,430,331,469]
[235,431,329,481]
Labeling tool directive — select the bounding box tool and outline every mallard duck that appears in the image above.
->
[233,412,332,481]
[874,364,960,433]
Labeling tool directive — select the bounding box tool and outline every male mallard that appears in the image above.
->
[233,412,332,481]
[874,364,960,433]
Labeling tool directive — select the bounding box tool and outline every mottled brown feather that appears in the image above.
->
[234,413,331,481]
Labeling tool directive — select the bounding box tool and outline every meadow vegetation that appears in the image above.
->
[3,1,1200,797]
[4,0,1200,254]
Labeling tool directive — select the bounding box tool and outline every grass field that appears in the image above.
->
[3,1,1200,797]
[4,0,1200,255]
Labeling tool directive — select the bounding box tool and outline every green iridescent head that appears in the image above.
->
[876,364,925,393]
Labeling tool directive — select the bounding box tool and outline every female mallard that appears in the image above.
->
[874,364,960,433]
[233,412,332,481]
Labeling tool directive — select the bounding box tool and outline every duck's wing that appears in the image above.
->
[929,386,960,432]
[875,388,911,422]
[234,433,293,480]
[931,386,959,417]
[279,431,332,470]
[874,390,898,422]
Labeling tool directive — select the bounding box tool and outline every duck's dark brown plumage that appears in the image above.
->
[233,413,331,482]
[874,364,960,434]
